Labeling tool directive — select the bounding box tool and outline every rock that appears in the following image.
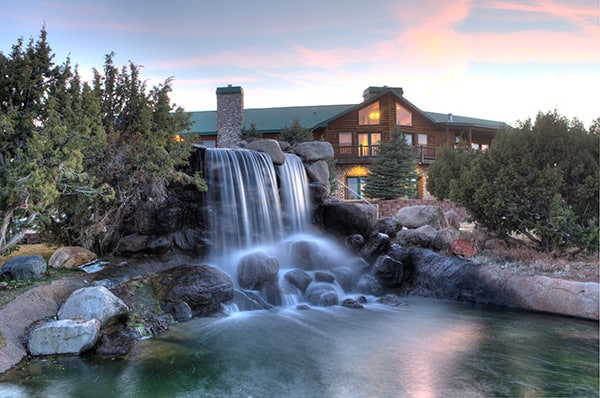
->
[291,141,334,162]
[357,274,384,296]
[246,139,286,165]
[359,232,391,264]
[445,209,461,230]
[395,206,448,229]
[230,289,273,311]
[341,298,364,309]
[0,255,46,280]
[316,201,378,238]
[432,227,461,251]
[155,264,234,317]
[309,182,330,203]
[331,266,355,291]
[169,300,193,322]
[451,239,477,257]
[115,233,172,255]
[305,283,339,306]
[284,269,313,293]
[287,240,334,271]
[373,255,404,288]
[305,160,331,195]
[237,251,279,290]
[396,225,437,247]
[375,217,398,237]
[95,323,140,356]
[58,286,129,326]
[172,228,208,255]
[49,246,97,269]
[28,319,100,356]
[344,234,365,253]
[314,270,335,283]
[389,243,410,264]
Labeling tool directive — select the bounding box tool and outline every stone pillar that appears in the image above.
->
[216,85,244,148]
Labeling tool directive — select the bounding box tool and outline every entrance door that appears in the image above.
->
[346,176,363,200]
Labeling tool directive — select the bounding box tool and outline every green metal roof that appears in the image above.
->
[185,89,506,135]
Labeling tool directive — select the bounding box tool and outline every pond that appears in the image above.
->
[1,297,597,397]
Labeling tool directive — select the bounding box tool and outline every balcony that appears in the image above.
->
[333,144,438,164]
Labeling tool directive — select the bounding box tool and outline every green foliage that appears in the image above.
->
[363,131,418,199]
[448,111,599,252]
[0,29,200,254]
[280,118,312,145]
[240,121,262,140]
[427,141,476,200]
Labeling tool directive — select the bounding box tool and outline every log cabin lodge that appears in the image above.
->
[184,85,506,200]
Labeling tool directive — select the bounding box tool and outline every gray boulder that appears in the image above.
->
[58,286,129,326]
[155,264,234,317]
[0,255,46,280]
[375,217,398,237]
[291,141,334,162]
[395,206,448,229]
[359,232,391,264]
[28,319,100,355]
[305,160,331,195]
[445,209,461,230]
[373,255,405,288]
[396,225,437,247]
[432,226,461,251]
[246,139,286,165]
[357,274,384,296]
[237,251,279,290]
[305,283,339,306]
[115,233,172,255]
[284,269,313,293]
[316,201,378,238]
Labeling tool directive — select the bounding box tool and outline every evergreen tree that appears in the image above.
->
[363,131,418,199]
[240,121,262,141]
[450,111,599,252]
[427,141,476,200]
[280,118,312,145]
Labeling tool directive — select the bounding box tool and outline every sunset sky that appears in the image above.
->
[2,0,599,126]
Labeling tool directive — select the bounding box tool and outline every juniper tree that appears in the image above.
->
[280,118,312,145]
[363,131,418,199]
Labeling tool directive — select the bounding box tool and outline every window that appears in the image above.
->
[402,133,414,146]
[201,139,216,148]
[338,132,353,155]
[358,102,380,125]
[396,103,412,126]
[358,132,381,157]
[417,134,428,145]
[346,177,363,200]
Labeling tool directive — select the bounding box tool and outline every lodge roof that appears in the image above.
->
[186,87,506,135]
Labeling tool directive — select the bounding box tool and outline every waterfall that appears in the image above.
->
[205,148,311,255]
[276,153,312,234]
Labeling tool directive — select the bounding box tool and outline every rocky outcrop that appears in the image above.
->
[315,200,378,239]
[49,246,97,269]
[0,255,46,280]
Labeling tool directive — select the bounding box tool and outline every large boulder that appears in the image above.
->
[357,274,384,296]
[245,139,286,165]
[58,286,129,326]
[359,232,391,264]
[395,206,448,229]
[305,283,339,306]
[305,160,331,195]
[316,201,378,238]
[28,319,100,355]
[284,269,313,293]
[373,255,405,288]
[115,233,172,255]
[396,225,437,247]
[49,246,97,269]
[154,264,234,318]
[0,255,46,280]
[432,227,461,251]
[291,141,334,162]
[237,251,279,290]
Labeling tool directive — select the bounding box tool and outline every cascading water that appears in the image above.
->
[276,153,312,233]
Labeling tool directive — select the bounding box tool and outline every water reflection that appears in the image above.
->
[1,298,597,397]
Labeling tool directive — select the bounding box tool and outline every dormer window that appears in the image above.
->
[396,103,412,126]
[358,102,380,125]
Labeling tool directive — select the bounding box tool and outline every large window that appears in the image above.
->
[396,103,412,126]
[417,134,428,145]
[358,102,380,125]
[338,132,353,155]
[358,132,381,157]
[402,132,414,146]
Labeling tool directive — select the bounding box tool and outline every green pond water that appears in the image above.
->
[1,298,598,398]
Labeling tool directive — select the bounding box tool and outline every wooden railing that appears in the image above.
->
[333,144,438,164]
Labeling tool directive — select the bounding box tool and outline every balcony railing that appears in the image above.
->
[333,144,438,164]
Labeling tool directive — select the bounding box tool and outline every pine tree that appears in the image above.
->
[240,121,262,141]
[280,118,312,145]
[363,131,418,199]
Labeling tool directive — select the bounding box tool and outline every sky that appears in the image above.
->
[1,0,599,126]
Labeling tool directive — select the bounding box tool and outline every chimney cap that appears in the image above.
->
[216,85,243,95]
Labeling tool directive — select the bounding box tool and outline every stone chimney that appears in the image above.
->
[216,85,244,148]
[362,86,403,101]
